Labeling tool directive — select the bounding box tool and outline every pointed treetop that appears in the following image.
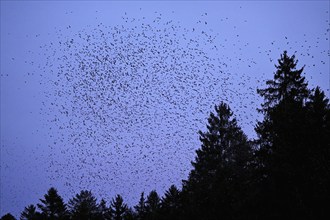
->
[37,187,67,219]
[110,194,128,220]
[258,51,309,111]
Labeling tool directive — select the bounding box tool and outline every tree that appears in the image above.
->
[160,185,181,220]
[254,51,308,219]
[182,102,252,220]
[68,190,99,220]
[37,187,68,220]
[257,50,309,111]
[255,51,310,173]
[305,87,330,218]
[122,208,136,220]
[145,190,160,220]
[254,51,330,219]
[109,194,128,220]
[20,205,40,220]
[97,198,111,220]
[255,51,310,170]
[134,192,147,220]
[1,213,16,220]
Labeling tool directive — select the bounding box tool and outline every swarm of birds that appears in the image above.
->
[33,9,329,204]
[35,12,268,202]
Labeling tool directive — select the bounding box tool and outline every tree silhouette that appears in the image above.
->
[109,194,128,220]
[255,51,310,174]
[20,205,40,220]
[160,185,181,220]
[122,208,136,220]
[68,190,99,220]
[134,192,147,220]
[97,198,111,220]
[0,213,16,220]
[145,190,160,220]
[182,102,252,219]
[304,87,330,218]
[257,50,309,111]
[254,51,330,219]
[37,187,68,220]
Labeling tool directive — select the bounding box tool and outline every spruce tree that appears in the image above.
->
[20,205,40,220]
[257,50,309,111]
[145,191,160,220]
[160,185,181,220]
[109,195,128,220]
[182,102,252,220]
[37,187,68,220]
[134,192,147,220]
[305,87,330,218]
[254,51,329,219]
[97,198,111,220]
[0,213,16,220]
[68,190,99,220]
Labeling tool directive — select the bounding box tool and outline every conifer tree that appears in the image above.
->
[257,51,309,111]
[254,51,329,219]
[134,192,147,220]
[97,198,111,220]
[305,87,330,218]
[145,191,160,220]
[182,102,252,220]
[68,190,99,220]
[20,205,40,220]
[0,213,16,220]
[37,187,68,220]
[109,195,128,220]
[255,51,310,164]
[160,185,181,220]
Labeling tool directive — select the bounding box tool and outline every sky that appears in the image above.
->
[1,0,329,218]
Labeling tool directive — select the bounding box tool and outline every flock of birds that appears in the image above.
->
[32,12,271,204]
[40,13,248,200]
[2,7,329,212]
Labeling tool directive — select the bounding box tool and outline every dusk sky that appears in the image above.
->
[1,0,329,218]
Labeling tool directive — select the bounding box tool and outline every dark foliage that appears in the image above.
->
[181,102,253,220]
[68,190,99,220]
[37,187,68,220]
[254,51,330,219]
[0,213,16,220]
[109,195,128,220]
[98,198,111,220]
[134,193,146,220]
[145,191,160,220]
[20,205,41,220]
[159,185,181,220]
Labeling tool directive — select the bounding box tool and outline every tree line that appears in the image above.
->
[1,51,329,220]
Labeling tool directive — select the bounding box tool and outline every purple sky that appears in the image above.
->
[1,1,329,218]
